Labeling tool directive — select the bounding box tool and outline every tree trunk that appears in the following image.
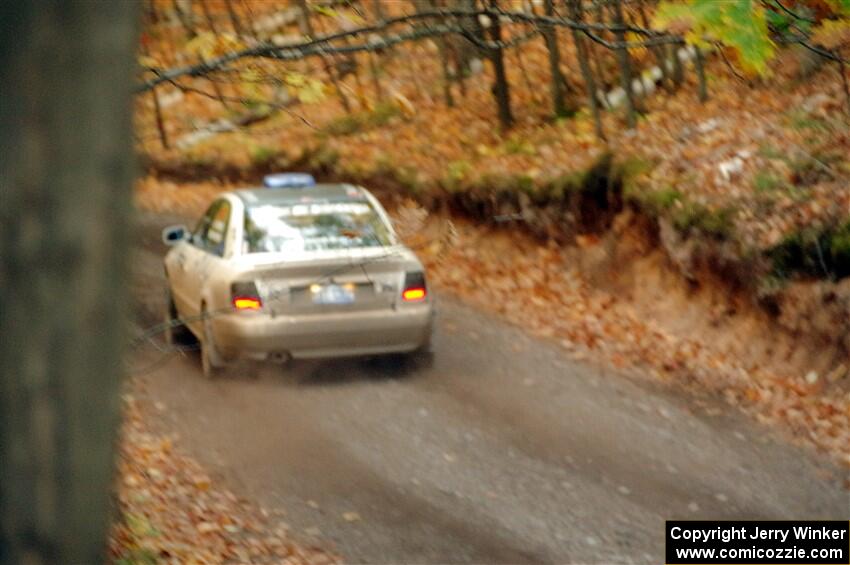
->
[569,0,605,140]
[198,0,231,110]
[638,0,670,90]
[199,0,217,33]
[296,0,314,35]
[173,0,196,38]
[372,0,397,67]
[347,50,367,109]
[670,41,685,88]
[611,0,637,128]
[241,0,262,40]
[0,2,138,563]
[373,0,385,20]
[437,41,456,107]
[695,45,708,102]
[431,1,456,107]
[453,0,483,98]
[418,0,454,107]
[368,51,384,103]
[298,0,352,113]
[542,0,569,117]
[591,0,609,94]
[223,0,245,36]
[487,0,514,130]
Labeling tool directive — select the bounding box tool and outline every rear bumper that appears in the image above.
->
[212,304,434,360]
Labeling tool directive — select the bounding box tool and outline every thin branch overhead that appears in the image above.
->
[136,7,681,93]
[150,70,317,129]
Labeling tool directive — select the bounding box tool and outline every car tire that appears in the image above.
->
[200,306,225,379]
[164,286,195,346]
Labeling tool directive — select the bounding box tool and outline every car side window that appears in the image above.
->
[204,201,230,257]
[191,202,220,248]
[191,200,231,256]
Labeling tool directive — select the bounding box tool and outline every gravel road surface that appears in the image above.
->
[130,212,848,564]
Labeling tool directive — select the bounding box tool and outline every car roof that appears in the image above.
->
[233,183,368,206]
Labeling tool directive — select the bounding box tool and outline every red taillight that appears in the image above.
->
[231,281,262,310]
[402,287,426,302]
[402,271,428,302]
[232,296,262,310]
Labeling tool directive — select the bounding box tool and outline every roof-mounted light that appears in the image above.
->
[263,173,316,189]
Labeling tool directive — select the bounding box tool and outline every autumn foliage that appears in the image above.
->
[123,2,850,559]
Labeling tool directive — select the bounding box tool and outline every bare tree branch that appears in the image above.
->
[136,7,682,93]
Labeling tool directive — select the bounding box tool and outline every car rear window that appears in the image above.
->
[243,201,394,254]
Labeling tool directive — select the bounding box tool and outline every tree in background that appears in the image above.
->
[0,1,138,563]
[135,0,850,145]
[656,0,850,111]
[487,0,514,129]
[542,0,573,117]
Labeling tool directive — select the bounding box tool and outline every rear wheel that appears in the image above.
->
[164,286,195,346]
[200,306,225,379]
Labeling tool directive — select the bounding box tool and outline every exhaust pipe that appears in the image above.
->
[269,352,291,364]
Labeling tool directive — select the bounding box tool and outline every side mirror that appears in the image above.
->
[162,225,188,246]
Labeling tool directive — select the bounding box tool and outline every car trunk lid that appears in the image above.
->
[244,251,412,315]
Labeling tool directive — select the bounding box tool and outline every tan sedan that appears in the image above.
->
[162,174,434,377]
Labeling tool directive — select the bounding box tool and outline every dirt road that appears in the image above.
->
[130,212,847,564]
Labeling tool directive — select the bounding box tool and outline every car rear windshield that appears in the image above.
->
[243,200,394,254]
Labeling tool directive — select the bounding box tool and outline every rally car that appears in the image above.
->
[162,173,434,377]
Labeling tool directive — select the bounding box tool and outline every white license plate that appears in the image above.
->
[313,284,355,305]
